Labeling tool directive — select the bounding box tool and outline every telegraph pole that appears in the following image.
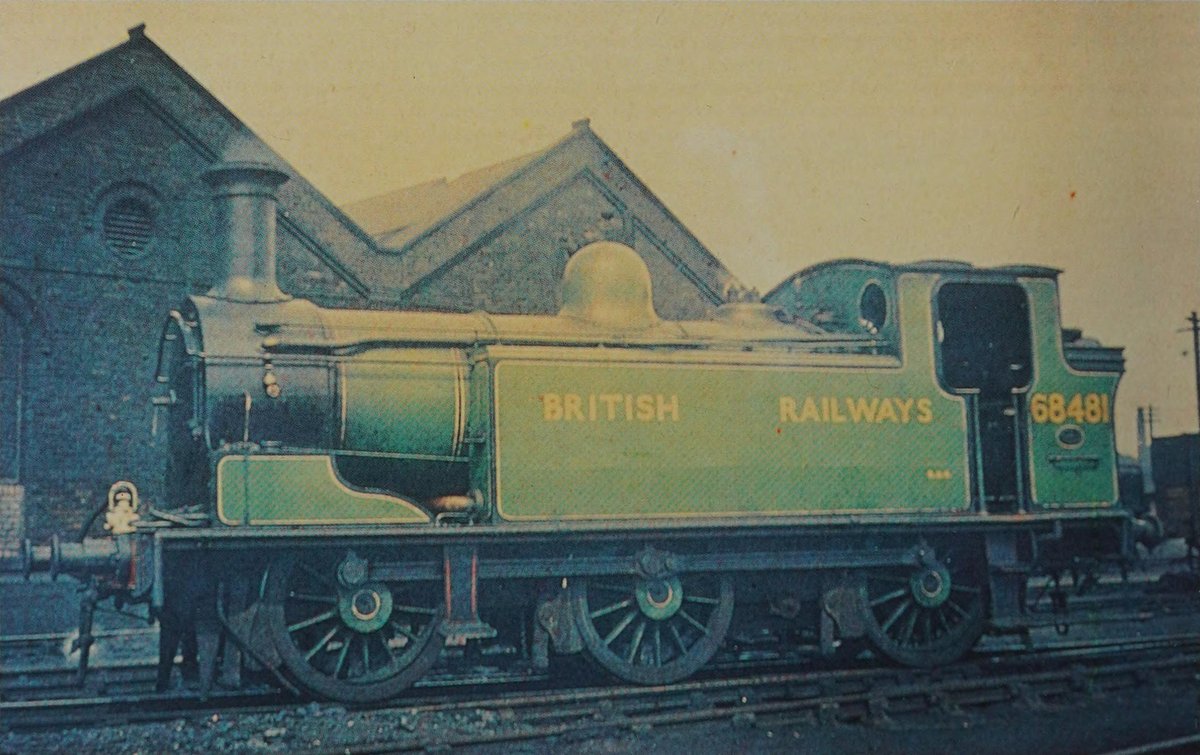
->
[1190,311,1200,434]
[1187,312,1200,566]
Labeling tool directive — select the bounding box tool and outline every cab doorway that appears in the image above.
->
[936,283,1033,512]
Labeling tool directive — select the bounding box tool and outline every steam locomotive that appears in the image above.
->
[24,152,1149,703]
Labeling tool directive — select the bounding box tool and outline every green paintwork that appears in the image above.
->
[216,455,430,525]
[766,260,901,344]
[338,583,395,633]
[636,576,683,620]
[200,256,1120,527]
[340,349,466,459]
[1022,279,1119,507]
[910,564,952,608]
[492,276,971,520]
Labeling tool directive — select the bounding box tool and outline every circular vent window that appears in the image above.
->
[102,197,155,259]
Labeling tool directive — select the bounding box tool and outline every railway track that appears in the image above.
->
[3,632,1196,749]
[0,661,555,732]
[294,634,1200,754]
[1,626,162,704]
[0,626,156,668]
[1102,733,1200,755]
[2,562,1194,748]
[1,661,159,702]
[3,600,1191,705]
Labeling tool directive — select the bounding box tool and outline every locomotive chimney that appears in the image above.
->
[202,133,290,303]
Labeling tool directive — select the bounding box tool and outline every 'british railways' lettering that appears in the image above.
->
[780,396,933,425]
[542,393,680,422]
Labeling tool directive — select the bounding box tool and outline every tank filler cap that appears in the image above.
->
[559,241,659,330]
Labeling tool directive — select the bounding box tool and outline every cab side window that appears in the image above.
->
[937,283,1032,396]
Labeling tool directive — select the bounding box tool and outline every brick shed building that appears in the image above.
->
[0,27,742,548]
[343,119,741,318]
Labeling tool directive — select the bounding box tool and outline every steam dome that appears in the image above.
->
[559,242,659,329]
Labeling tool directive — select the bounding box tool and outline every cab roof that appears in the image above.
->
[764,258,1061,302]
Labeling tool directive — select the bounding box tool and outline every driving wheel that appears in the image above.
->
[859,548,987,667]
[571,572,733,684]
[263,551,443,702]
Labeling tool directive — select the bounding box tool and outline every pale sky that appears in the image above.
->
[2,2,1198,451]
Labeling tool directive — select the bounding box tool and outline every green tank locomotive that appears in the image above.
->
[27,153,1143,703]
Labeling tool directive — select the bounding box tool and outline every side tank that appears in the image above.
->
[156,241,852,513]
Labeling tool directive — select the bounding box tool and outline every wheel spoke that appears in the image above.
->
[935,607,951,636]
[604,610,639,646]
[298,563,336,589]
[288,608,337,633]
[389,619,418,642]
[627,620,647,664]
[683,594,720,606]
[392,603,439,616]
[669,623,689,655]
[590,598,634,620]
[289,592,337,604]
[304,626,339,661]
[897,606,919,645]
[380,633,397,665]
[361,632,370,672]
[591,583,633,595]
[334,635,351,679]
[879,598,911,633]
[946,598,969,620]
[654,624,663,667]
[869,587,909,607]
[677,608,710,635]
[949,584,982,595]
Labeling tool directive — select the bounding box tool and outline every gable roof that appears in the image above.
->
[0,25,380,302]
[350,150,547,248]
[344,121,742,305]
[0,25,232,155]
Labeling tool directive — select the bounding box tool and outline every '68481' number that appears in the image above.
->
[1028,392,1110,425]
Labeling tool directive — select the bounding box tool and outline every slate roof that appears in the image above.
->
[350,150,547,248]
[345,121,741,305]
